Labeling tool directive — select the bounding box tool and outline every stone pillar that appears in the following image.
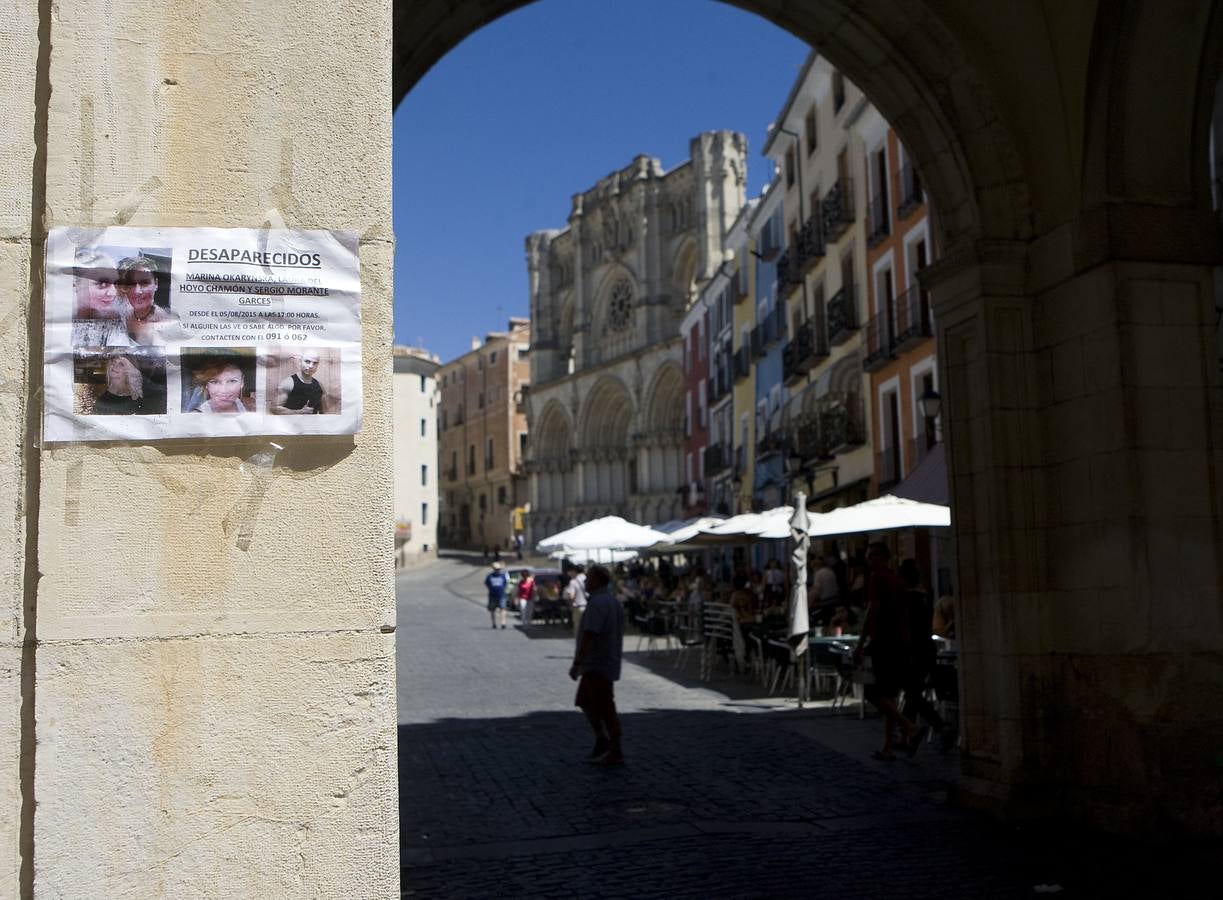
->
[1,0,40,889]
[23,2,399,894]
[931,239,1223,834]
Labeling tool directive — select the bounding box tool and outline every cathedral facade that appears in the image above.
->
[524,132,748,544]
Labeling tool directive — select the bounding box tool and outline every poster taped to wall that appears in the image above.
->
[42,226,362,442]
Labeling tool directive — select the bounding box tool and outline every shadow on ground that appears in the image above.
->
[397,706,1215,899]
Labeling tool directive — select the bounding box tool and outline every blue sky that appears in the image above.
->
[391,0,809,362]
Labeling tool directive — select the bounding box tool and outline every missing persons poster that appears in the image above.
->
[42,226,362,442]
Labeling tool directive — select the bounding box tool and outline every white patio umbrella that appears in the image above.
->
[548,547,638,564]
[788,494,811,707]
[701,506,794,541]
[807,494,950,538]
[535,516,669,552]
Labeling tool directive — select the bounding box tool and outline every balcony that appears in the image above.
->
[817,391,867,456]
[733,345,751,382]
[782,320,829,386]
[750,327,765,361]
[876,448,903,492]
[821,177,855,243]
[797,212,825,273]
[776,248,803,298]
[866,191,890,248]
[893,284,934,351]
[826,285,859,346]
[756,428,787,459]
[862,308,896,372]
[898,162,924,219]
[705,443,731,476]
[790,414,823,461]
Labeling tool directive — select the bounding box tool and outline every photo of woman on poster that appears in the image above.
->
[192,361,251,414]
[71,249,133,348]
[118,253,175,345]
[72,350,168,416]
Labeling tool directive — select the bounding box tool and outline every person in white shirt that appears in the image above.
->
[563,565,588,636]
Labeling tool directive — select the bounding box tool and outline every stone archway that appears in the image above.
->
[576,377,635,507]
[531,400,573,527]
[393,0,1223,837]
[637,362,685,506]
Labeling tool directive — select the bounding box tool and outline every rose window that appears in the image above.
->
[606,278,634,333]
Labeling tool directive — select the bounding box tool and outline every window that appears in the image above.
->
[441,409,448,430]
[832,70,846,112]
[804,105,818,155]
[478,392,484,409]
[517,347,529,360]
[497,486,507,505]
[784,147,796,187]
[420,417,427,437]
[421,502,428,525]
[421,464,427,486]
[519,432,527,457]
[450,449,457,476]
[468,445,476,475]
[479,494,487,512]
[485,437,494,470]
[490,351,497,364]
[698,380,707,428]
[442,374,447,387]
[419,374,426,393]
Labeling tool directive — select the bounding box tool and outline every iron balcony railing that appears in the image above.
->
[893,283,934,350]
[866,191,890,248]
[898,162,924,219]
[797,212,826,273]
[733,345,751,382]
[750,327,765,360]
[827,284,859,346]
[782,320,829,385]
[777,248,803,297]
[863,307,896,372]
[817,391,867,456]
[821,177,855,243]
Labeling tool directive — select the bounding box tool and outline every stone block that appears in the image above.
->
[44,1,391,233]
[34,631,397,898]
[0,643,23,892]
[0,241,31,645]
[0,0,37,239]
[1080,327,1122,393]
[1127,323,1208,389]
[1049,338,1084,402]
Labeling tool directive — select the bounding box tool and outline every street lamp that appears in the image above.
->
[918,387,942,449]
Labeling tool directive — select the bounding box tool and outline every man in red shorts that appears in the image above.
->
[568,564,625,766]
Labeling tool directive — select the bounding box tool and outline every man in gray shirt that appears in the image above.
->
[568,565,625,765]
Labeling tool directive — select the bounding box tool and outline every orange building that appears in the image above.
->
[855,114,940,497]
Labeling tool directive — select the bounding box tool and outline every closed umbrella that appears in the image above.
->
[788,493,811,706]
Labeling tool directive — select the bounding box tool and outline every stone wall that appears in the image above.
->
[2,1,399,893]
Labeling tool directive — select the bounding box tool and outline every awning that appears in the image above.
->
[807,494,950,537]
[891,441,949,507]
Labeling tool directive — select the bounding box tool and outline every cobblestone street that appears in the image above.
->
[396,555,1211,898]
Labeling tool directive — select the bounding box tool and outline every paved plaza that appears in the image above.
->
[396,555,1212,899]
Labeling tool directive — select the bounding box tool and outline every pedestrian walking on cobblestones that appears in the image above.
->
[569,565,625,766]
[563,564,588,636]
[854,542,925,761]
[486,561,509,629]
